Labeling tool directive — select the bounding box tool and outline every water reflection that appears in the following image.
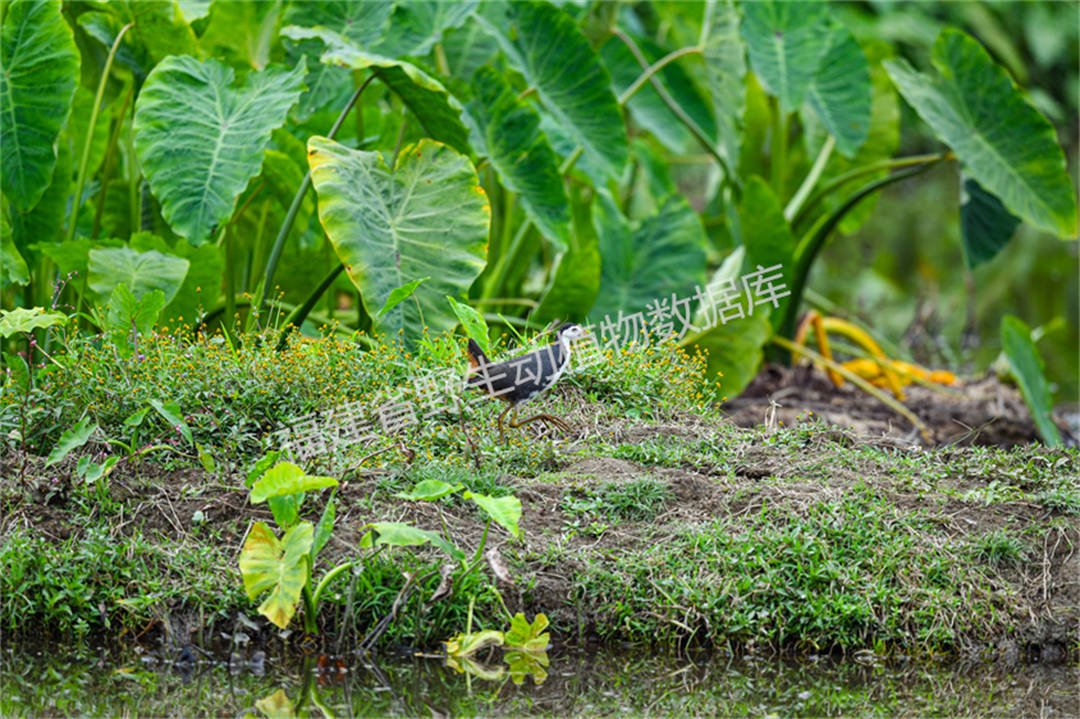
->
[2,644,1076,718]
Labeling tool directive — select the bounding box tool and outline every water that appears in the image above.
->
[2,644,1076,717]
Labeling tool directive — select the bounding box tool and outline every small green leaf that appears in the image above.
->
[1001,316,1062,448]
[245,451,281,488]
[105,285,167,355]
[124,407,151,427]
[463,491,522,540]
[884,29,1077,238]
[394,479,463,502]
[505,649,549,685]
[238,521,314,629]
[0,307,68,338]
[447,296,489,356]
[250,462,338,504]
[444,629,504,658]
[503,612,550,651]
[1,240,30,289]
[375,278,429,319]
[46,418,98,468]
[77,456,118,484]
[197,444,216,474]
[364,522,464,562]
[148,398,193,446]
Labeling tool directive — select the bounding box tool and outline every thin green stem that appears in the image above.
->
[618,46,701,105]
[312,562,354,608]
[612,28,737,191]
[259,74,374,318]
[275,263,346,351]
[793,151,953,228]
[784,135,834,222]
[770,103,788,200]
[92,81,134,239]
[67,22,133,248]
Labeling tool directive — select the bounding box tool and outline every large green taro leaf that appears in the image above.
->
[739,176,795,333]
[806,24,871,158]
[370,0,477,59]
[589,191,706,321]
[239,522,313,630]
[740,1,830,114]
[307,135,489,339]
[1001,316,1062,447]
[464,67,569,252]
[441,18,499,79]
[133,56,307,247]
[475,1,627,182]
[702,0,746,173]
[281,1,394,122]
[87,246,189,306]
[282,25,470,154]
[128,232,223,325]
[884,29,1077,239]
[0,0,80,211]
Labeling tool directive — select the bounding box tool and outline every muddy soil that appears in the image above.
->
[725,364,1076,448]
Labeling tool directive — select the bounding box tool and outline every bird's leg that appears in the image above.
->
[510,412,571,434]
[496,403,514,445]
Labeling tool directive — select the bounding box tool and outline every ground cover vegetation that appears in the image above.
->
[1,0,1077,664]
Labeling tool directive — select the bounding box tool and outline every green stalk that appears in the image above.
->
[275,263,346,351]
[617,45,702,105]
[71,22,133,323]
[312,562,354,608]
[612,28,737,191]
[258,74,374,318]
[777,160,944,342]
[67,22,132,247]
[784,135,834,222]
[91,81,135,239]
[128,92,139,234]
[302,575,318,634]
[792,151,953,229]
[770,102,789,200]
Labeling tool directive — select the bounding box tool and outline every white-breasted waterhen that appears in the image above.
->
[465,323,587,444]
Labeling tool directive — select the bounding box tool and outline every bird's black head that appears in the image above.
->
[556,323,587,342]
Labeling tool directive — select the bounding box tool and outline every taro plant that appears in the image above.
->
[3,0,1074,411]
[238,459,347,633]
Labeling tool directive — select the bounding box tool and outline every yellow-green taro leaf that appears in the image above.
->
[307,136,489,339]
[239,522,313,630]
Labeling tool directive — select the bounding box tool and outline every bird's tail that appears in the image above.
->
[466,338,489,369]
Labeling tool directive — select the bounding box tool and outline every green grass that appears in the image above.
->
[568,483,1025,652]
[561,476,673,523]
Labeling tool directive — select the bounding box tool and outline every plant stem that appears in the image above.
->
[778,160,944,342]
[66,22,133,248]
[611,28,737,191]
[785,136,834,222]
[91,81,135,239]
[312,562,354,608]
[259,74,374,319]
[302,575,318,634]
[770,103,789,200]
[617,45,701,105]
[275,263,346,351]
[793,151,954,228]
